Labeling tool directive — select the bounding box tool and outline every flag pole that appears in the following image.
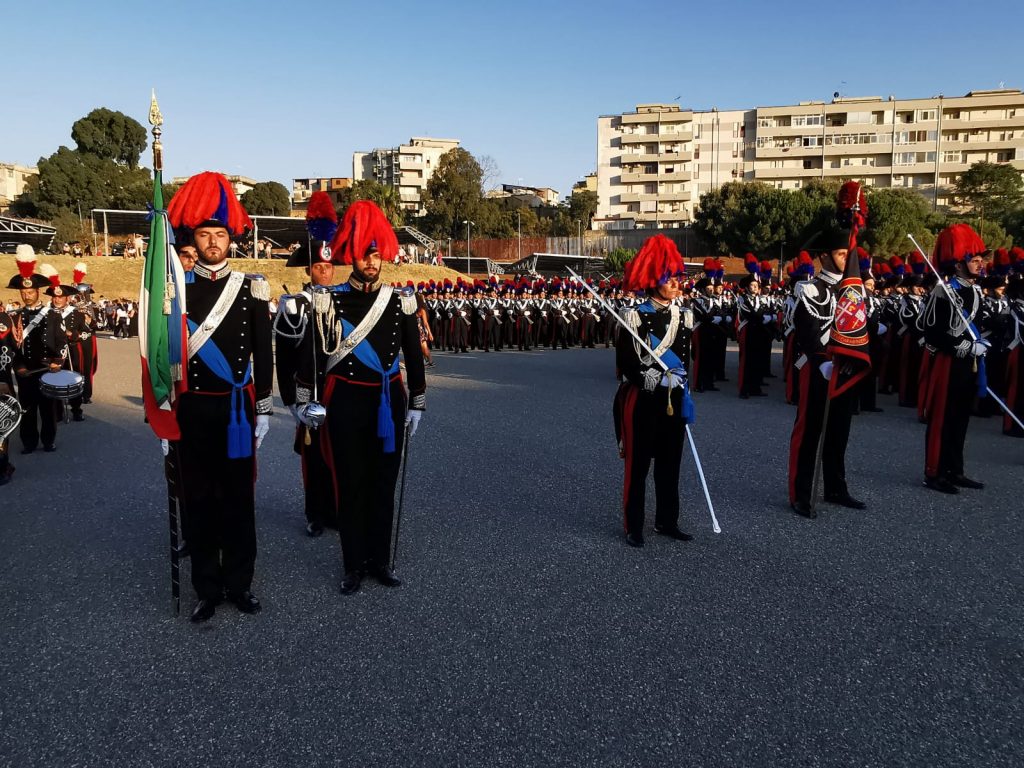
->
[149,91,180,616]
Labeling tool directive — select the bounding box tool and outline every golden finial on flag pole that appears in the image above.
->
[149,89,164,172]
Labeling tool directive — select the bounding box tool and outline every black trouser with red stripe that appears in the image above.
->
[924,352,975,479]
[15,372,58,451]
[294,424,337,528]
[176,390,257,602]
[617,382,686,535]
[788,363,855,505]
[322,374,407,575]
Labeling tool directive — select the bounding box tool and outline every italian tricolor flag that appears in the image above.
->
[139,169,188,439]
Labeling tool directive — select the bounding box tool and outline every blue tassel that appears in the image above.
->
[977,357,988,399]
[226,387,253,459]
[378,396,395,453]
[682,384,696,424]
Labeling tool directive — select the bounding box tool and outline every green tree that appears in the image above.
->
[694,182,808,256]
[32,145,151,219]
[422,148,483,237]
[347,179,404,227]
[953,161,1024,221]
[860,188,935,257]
[71,108,148,168]
[567,190,599,229]
[604,247,636,274]
[1001,207,1024,246]
[240,181,291,216]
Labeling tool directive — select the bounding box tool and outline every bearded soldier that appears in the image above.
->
[295,201,426,595]
[166,172,273,623]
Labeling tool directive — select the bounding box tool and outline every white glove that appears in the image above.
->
[660,372,682,389]
[160,439,169,457]
[819,361,834,381]
[762,315,773,324]
[725,315,733,323]
[972,339,991,357]
[405,409,422,437]
[877,323,888,335]
[255,414,270,449]
[712,317,722,325]
[954,339,973,358]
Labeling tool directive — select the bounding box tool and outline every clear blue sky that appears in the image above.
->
[2,0,1019,201]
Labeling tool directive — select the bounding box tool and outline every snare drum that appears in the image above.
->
[39,370,85,401]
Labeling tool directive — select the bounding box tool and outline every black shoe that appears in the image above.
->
[924,476,959,494]
[72,412,85,422]
[340,572,362,595]
[370,567,402,588]
[739,393,749,400]
[190,598,218,623]
[227,591,261,614]
[706,385,720,392]
[824,492,867,510]
[654,525,693,541]
[791,500,817,519]
[948,474,984,490]
[43,444,56,453]
[82,397,92,404]
[625,532,644,548]
[305,522,324,538]
[20,447,35,455]
[750,391,767,397]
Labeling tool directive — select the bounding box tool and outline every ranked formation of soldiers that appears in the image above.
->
[6,173,1021,621]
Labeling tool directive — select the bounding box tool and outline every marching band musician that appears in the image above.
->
[166,172,274,623]
[7,247,63,454]
[45,271,89,422]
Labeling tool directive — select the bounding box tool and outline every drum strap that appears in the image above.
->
[187,272,244,360]
[20,309,48,345]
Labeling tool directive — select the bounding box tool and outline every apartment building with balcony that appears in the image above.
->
[596,103,698,229]
[597,89,1024,229]
[0,163,38,211]
[291,176,352,213]
[751,88,1024,206]
[352,137,460,217]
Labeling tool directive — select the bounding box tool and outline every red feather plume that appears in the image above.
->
[328,200,398,265]
[306,191,337,223]
[837,181,868,228]
[933,223,986,266]
[622,234,685,292]
[167,171,253,237]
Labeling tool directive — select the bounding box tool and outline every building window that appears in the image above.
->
[802,136,821,147]
[918,109,937,121]
[793,114,823,127]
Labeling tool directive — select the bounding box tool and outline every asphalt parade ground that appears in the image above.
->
[1,336,1021,768]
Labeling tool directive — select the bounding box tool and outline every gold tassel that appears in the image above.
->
[666,382,674,416]
[304,426,312,446]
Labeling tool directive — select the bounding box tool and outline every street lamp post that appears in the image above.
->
[517,210,522,262]
[462,219,474,275]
